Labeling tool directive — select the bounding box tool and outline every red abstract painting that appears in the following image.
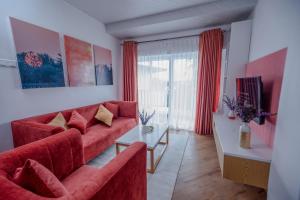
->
[64,35,95,86]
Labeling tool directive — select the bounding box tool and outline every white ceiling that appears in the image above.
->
[65,0,217,23]
[64,0,257,39]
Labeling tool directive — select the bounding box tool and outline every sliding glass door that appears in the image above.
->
[168,52,198,130]
[138,56,170,124]
[137,37,199,130]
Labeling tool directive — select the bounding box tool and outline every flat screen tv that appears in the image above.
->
[236,76,264,125]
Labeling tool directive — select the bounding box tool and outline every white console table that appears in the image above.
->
[213,113,272,189]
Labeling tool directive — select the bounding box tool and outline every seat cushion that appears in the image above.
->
[110,117,137,139]
[82,127,111,161]
[87,117,137,142]
[82,117,137,161]
[12,159,68,198]
[62,166,103,200]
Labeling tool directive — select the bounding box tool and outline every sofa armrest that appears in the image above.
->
[90,142,147,200]
[11,121,65,147]
[110,100,138,121]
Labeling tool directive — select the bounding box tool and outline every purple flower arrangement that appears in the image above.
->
[139,110,155,125]
[235,97,257,123]
[223,95,270,123]
[223,95,236,111]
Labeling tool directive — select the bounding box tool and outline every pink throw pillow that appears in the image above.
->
[67,110,88,134]
[12,159,68,197]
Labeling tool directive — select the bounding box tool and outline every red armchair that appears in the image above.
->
[0,129,147,200]
[11,101,138,162]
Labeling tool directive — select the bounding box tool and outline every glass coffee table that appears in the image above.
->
[115,124,169,173]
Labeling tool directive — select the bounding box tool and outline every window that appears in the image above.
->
[138,40,198,130]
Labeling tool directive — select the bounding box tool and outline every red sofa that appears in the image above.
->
[0,129,147,200]
[11,101,138,162]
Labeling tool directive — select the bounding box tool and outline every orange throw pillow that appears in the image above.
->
[12,159,68,198]
[67,110,88,134]
[48,112,68,130]
[95,105,113,126]
[104,103,119,119]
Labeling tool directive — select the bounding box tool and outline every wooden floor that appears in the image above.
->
[172,132,267,200]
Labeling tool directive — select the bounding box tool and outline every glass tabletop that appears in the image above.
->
[116,124,169,149]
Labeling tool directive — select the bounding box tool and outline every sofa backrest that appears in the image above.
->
[0,129,84,180]
[12,101,138,128]
[17,103,101,128]
[70,103,99,127]
[109,101,138,118]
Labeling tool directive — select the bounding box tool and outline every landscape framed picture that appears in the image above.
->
[93,45,113,85]
[64,35,95,87]
[10,17,65,89]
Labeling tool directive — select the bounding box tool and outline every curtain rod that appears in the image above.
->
[120,29,228,46]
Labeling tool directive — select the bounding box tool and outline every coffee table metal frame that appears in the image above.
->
[115,127,169,173]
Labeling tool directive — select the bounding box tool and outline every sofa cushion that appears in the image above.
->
[68,111,88,134]
[95,105,113,126]
[62,165,101,199]
[87,117,137,141]
[117,101,137,118]
[12,159,68,198]
[48,112,68,130]
[82,117,137,161]
[81,128,111,162]
[104,103,119,119]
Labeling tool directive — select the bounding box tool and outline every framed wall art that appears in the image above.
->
[64,35,95,87]
[10,17,65,89]
[93,45,113,85]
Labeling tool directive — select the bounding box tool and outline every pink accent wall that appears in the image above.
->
[246,48,287,147]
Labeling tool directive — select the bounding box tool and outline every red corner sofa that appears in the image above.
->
[0,129,147,200]
[11,101,138,162]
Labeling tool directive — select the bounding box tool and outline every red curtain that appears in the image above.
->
[123,41,138,101]
[195,29,223,135]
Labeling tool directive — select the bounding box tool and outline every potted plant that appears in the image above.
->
[224,94,270,149]
[139,110,155,133]
[223,95,236,119]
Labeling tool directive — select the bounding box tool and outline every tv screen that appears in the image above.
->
[236,76,264,124]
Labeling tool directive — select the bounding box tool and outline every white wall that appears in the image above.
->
[225,20,252,98]
[0,0,121,152]
[249,0,300,199]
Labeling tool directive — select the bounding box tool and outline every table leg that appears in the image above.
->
[117,128,169,174]
[116,143,120,154]
[166,129,169,144]
[159,129,169,145]
[149,149,155,173]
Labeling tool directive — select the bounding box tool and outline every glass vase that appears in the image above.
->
[142,125,153,134]
[227,110,236,119]
[239,122,251,149]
